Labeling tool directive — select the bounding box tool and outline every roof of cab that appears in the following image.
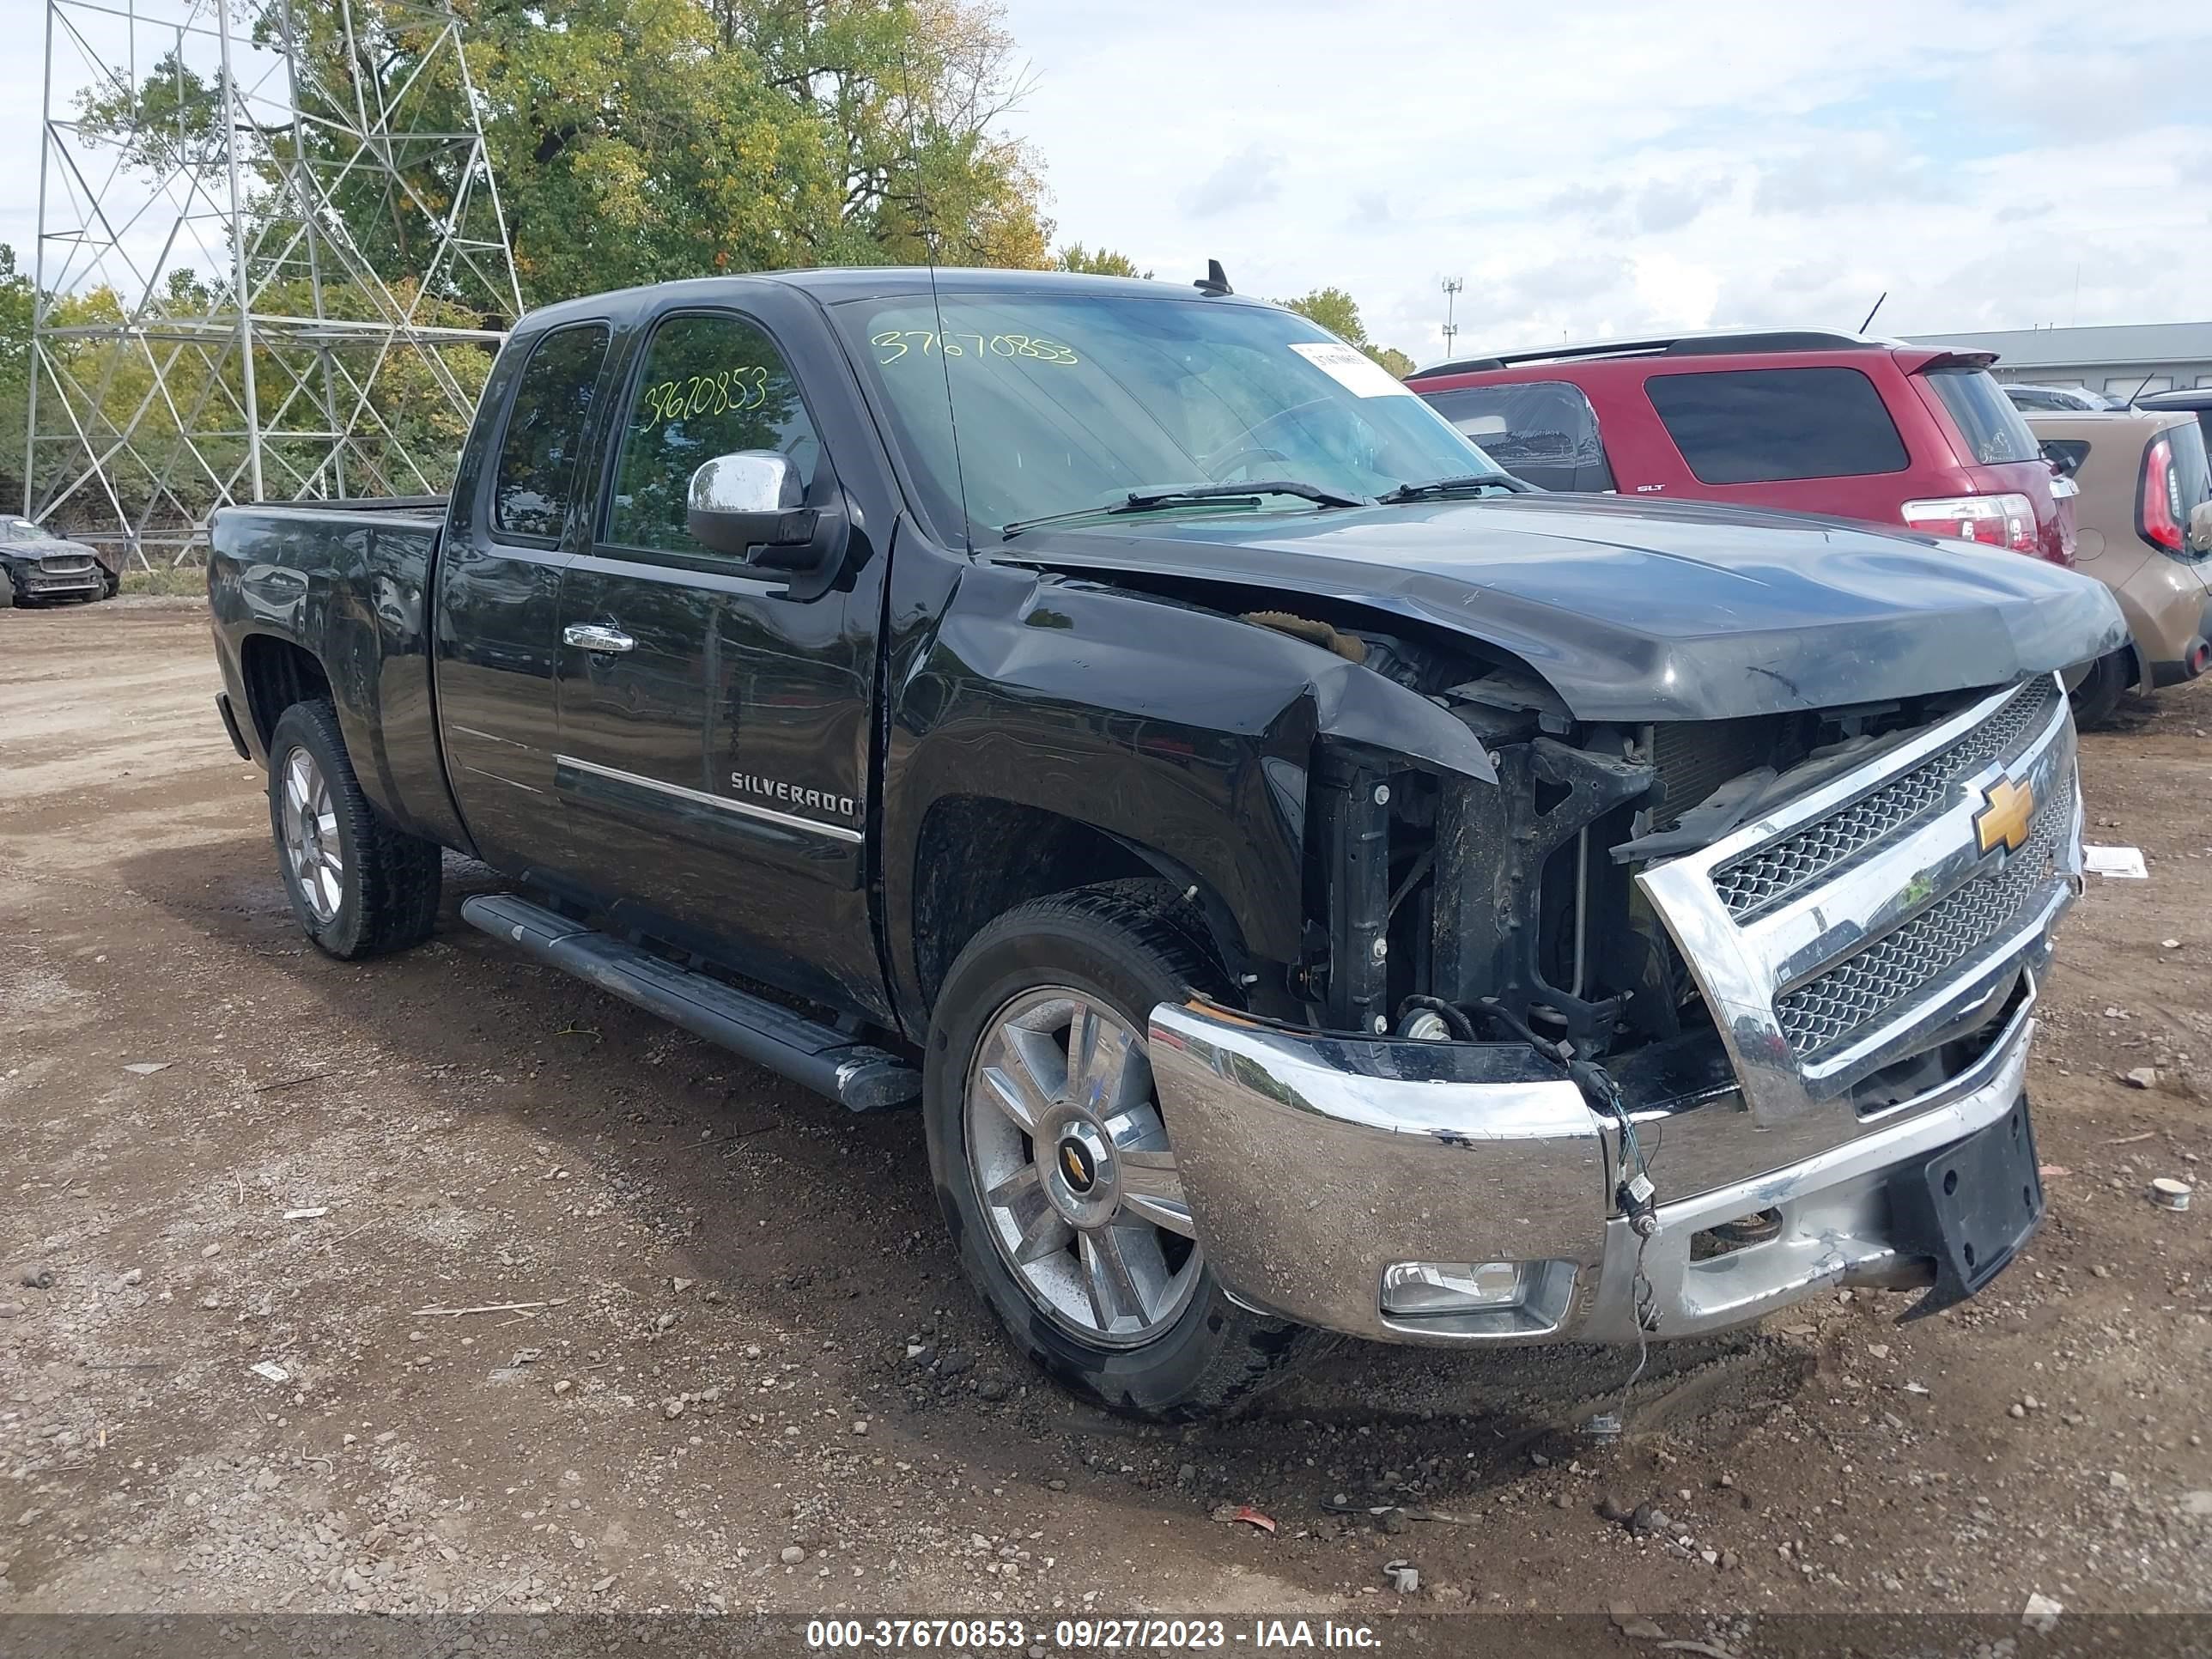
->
[516,267,1262,331]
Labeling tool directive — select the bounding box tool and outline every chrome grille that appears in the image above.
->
[1712,678,2061,919]
[1773,780,2069,1058]
[1637,673,2080,1129]
[39,555,96,574]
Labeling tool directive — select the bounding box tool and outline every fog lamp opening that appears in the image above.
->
[1382,1260,1534,1316]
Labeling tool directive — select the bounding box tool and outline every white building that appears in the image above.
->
[1903,321,2212,402]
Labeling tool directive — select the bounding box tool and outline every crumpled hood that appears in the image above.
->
[994,493,2128,722]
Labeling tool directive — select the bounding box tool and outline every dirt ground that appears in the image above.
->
[2,600,2207,1632]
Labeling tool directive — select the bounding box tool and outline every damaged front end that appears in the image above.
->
[1147,605,2083,1346]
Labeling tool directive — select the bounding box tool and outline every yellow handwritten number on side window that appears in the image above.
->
[639,365,774,431]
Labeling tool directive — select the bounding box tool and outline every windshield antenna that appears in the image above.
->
[898,36,974,551]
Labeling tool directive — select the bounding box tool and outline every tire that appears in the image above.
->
[2069,648,2131,728]
[266,698,441,959]
[923,884,1325,1420]
[0,574,13,610]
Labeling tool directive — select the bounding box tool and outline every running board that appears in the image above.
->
[459,894,920,1113]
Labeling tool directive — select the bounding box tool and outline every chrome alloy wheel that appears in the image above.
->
[279,746,343,924]
[963,987,1203,1346]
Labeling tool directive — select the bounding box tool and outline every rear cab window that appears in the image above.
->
[1418,380,1613,491]
[1924,368,2041,465]
[491,325,613,541]
[1644,367,1908,483]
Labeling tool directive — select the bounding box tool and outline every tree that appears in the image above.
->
[1282,286,1365,343]
[1280,285,1414,380]
[72,0,1060,308]
[0,246,33,507]
[1054,244,1151,279]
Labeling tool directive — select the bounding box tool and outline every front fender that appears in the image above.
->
[881,561,1494,1025]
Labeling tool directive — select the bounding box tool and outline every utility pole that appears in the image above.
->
[1440,277,1462,360]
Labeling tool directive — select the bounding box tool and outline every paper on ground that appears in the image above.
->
[2083,844,2147,879]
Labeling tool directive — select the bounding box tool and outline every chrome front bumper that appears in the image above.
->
[1147,674,2079,1349]
[1148,994,2039,1346]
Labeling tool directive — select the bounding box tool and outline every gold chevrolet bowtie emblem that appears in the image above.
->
[1974,775,2036,856]
[1062,1146,1087,1184]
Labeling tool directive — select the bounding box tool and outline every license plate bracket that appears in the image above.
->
[1893,1096,2043,1322]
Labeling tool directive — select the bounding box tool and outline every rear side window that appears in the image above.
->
[1418,380,1613,491]
[492,324,611,540]
[1645,367,1908,484]
[1925,368,2040,465]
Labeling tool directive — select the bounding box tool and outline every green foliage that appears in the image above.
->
[120,565,210,596]
[459,0,1055,296]
[0,246,32,506]
[1054,244,1152,279]
[1280,285,1414,380]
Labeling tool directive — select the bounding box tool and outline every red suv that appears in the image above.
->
[1407,331,2076,565]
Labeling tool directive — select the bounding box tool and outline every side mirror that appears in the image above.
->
[2039,441,2081,479]
[687,452,819,568]
[2190,500,2212,556]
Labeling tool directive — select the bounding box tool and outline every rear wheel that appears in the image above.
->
[2069,647,2132,728]
[267,698,441,959]
[924,884,1325,1419]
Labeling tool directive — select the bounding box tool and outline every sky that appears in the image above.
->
[994,0,2212,363]
[3,0,2206,369]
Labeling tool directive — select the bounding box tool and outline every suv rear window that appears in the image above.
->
[1417,380,1613,492]
[1925,368,2041,465]
[1644,367,1908,484]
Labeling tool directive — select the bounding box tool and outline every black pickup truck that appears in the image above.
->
[210,268,2122,1419]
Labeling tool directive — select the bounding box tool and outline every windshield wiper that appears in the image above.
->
[1375,471,1532,503]
[1001,479,1369,538]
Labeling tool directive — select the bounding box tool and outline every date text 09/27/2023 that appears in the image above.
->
[804,1617,1384,1650]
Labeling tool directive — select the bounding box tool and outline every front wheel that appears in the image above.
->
[267,698,441,959]
[923,885,1325,1419]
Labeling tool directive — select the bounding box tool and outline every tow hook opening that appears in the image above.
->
[1690,1208,1784,1261]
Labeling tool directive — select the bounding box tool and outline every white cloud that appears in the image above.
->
[998,0,2212,362]
[1185,143,1285,218]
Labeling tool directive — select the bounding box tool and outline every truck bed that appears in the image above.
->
[208,494,461,851]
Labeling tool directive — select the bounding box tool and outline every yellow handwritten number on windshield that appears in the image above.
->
[871,330,1077,367]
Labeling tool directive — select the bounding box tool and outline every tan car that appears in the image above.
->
[2025,409,2212,722]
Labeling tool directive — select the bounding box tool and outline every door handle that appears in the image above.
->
[562,623,635,653]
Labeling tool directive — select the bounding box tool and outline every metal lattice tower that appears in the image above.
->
[26,0,522,566]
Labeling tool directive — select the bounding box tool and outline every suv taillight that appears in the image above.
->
[1901,492,2037,553]
[2142,436,2185,552]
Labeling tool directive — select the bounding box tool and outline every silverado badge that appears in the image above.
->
[1973,775,2036,857]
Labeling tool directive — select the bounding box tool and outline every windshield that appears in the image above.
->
[832,290,1505,540]
[4,520,57,542]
